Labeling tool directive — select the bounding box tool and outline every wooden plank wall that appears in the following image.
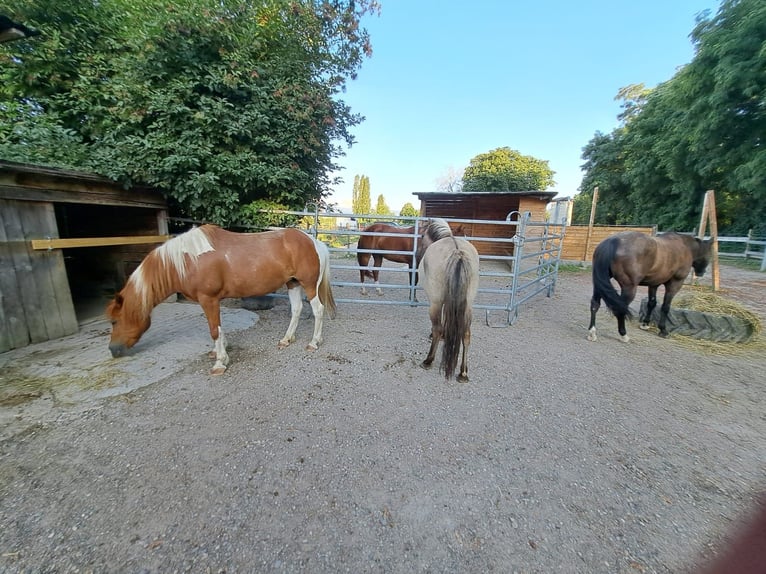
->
[0,199,78,352]
[561,225,656,262]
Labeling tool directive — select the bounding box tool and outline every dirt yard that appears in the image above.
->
[1,261,765,573]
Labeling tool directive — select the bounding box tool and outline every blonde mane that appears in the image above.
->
[127,226,215,313]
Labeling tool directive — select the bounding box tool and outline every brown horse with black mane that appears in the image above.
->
[106,225,336,375]
[587,231,711,343]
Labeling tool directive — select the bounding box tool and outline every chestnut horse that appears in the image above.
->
[418,218,480,382]
[356,222,419,295]
[106,225,336,375]
[587,231,711,343]
[357,221,465,295]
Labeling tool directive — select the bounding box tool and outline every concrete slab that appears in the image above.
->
[0,302,258,440]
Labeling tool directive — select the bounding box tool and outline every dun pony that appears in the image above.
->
[418,218,480,382]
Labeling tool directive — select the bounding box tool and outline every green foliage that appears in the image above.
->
[398,202,418,224]
[374,193,390,216]
[462,147,555,192]
[239,199,300,230]
[0,0,380,225]
[579,0,766,235]
[352,174,371,215]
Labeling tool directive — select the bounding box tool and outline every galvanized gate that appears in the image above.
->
[277,206,567,326]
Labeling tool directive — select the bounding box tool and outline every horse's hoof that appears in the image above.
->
[278,339,291,349]
[210,366,226,376]
[658,331,669,338]
[305,343,318,351]
[587,328,597,342]
[639,324,651,331]
[421,361,432,369]
[457,374,469,383]
[620,335,630,343]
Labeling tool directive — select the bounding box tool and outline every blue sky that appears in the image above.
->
[328,0,719,213]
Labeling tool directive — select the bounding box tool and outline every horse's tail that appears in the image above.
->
[441,250,472,379]
[592,236,632,318]
[314,238,337,318]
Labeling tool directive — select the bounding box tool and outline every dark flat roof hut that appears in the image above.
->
[414,190,558,256]
[0,160,168,352]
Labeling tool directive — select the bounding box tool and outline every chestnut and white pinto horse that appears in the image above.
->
[106,225,336,375]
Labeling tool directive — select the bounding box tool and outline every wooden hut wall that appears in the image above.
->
[419,194,553,256]
[420,195,524,255]
[0,161,168,352]
[0,199,78,351]
[471,195,521,256]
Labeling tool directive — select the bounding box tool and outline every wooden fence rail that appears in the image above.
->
[715,231,766,271]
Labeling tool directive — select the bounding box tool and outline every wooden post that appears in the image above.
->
[706,190,720,291]
[583,186,598,262]
[695,190,719,291]
[698,191,710,240]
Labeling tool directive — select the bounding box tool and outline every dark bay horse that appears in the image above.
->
[587,231,711,343]
[106,225,336,375]
[418,218,480,382]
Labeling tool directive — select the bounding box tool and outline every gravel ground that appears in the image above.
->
[1,261,765,573]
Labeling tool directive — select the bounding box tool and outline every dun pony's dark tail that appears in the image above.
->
[592,236,632,319]
[441,251,471,379]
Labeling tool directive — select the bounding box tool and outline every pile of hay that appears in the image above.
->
[671,287,764,354]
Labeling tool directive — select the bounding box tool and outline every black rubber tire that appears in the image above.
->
[639,298,755,343]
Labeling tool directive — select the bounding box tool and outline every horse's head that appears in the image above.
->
[692,237,712,276]
[106,293,151,357]
[417,218,455,263]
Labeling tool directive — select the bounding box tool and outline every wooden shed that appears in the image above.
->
[0,160,169,352]
[414,190,558,255]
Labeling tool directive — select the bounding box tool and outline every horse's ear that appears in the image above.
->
[105,294,123,318]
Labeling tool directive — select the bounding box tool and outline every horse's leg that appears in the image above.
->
[457,324,471,383]
[199,296,228,375]
[358,252,371,295]
[306,294,325,351]
[278,284,303,348]
[421,303,442,369]
[616,284,637,343]
[657,280,682,338]
[640,285,659,330]
[408,256,419,303]
[587,293,601,342]
[372,255,383,295]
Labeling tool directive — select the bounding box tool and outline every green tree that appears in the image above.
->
[374,194,390,216]
[399,201,418,224]
[578,0,766,234]
[0,0,380,225]
[352,174,371,218]
[462,147,555,192]
[352,174,372,215]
